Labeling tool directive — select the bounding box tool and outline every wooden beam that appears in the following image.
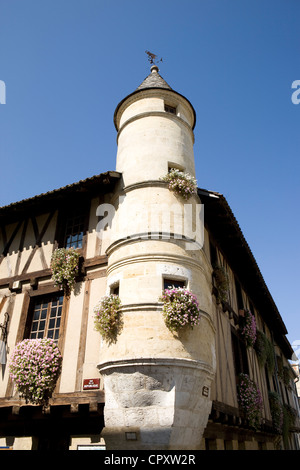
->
[14,219,28,276]
[21,211,55,274]
[75,279,91,391]
[0,256,107,287]
[0,390,105,409]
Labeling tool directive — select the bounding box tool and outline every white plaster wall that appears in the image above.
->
[58,285,85,392]
[81,276,107,387]
[115,90,196,188]
[0,292,26,396]
[116,116,195,187]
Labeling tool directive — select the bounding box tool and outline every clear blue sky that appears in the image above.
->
[0,1,299,350]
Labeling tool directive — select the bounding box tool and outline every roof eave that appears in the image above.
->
[198,187,293,358]
[0,171,122,222]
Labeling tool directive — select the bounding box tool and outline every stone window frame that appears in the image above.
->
[164,103,177,115]
[163,277,187,291]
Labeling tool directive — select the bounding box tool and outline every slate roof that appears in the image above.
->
[136,65,173,91]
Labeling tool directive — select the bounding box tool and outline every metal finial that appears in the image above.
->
[145,50,163,66]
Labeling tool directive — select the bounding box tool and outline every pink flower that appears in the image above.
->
[9,338,62,407]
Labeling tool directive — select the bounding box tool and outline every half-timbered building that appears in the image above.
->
[0,65,299,450]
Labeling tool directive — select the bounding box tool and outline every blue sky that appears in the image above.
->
[0,1,299,350]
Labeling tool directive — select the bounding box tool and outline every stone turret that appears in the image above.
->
[98,66,216,450]
[114,65,196,187]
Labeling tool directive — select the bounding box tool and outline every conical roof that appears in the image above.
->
[136,65,172,91]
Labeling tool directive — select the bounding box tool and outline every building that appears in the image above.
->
[0,65,299,450]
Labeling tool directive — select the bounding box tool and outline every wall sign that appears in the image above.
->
[202,386,209,397]
[83,378,100,390]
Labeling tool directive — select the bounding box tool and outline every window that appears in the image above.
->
[234,277,244,310]
[55,201,89,251]
[28,294,64,342]
[265,365,271,391]
[164,104,176,115]
[167,163,184,173]
[163,278,186,290]
[231,328,249,377]
[64,213,85,249]
[110,283,119,296]
[209,241,217,267]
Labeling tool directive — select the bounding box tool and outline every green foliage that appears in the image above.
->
[240,310,257,348]
[9,339,62,408]
[213,265,229,303]
[161,168,197,200]
[282,366,291,386]
[255,330,275,374]
[50,247,80,295]
[159,287,201,332]
[268,391,283,434]
[237,373,263,430]
[94,295,122,342]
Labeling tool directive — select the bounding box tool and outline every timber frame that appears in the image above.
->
[0,172,121,448]
[0,172,299,450]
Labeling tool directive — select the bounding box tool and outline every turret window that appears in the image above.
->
[164,104,177,115]
[110,282,120,296]
[163,278,186,290]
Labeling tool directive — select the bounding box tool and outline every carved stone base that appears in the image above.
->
[98,358,214,450]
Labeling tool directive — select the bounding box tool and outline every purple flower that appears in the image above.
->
[159,287,201,332]
[9,339,62,407]
[241,310,257,348]
[94,295,122,341]
[237,373,263,429]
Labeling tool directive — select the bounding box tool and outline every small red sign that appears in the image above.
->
[83,378,100,390]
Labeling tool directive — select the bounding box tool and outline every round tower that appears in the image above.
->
[98,65,216,450]
[114,64,196,187]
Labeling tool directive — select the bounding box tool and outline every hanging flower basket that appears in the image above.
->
[50,247,80,295]
[94,294,122,342]
[161,168,197,200]
[268,391,283,434]
[254,330,275,373]
[9,338,62,407]
[213,265,229,303]
[240,309,257,348]
[159,287,201,332]
[282,403,297,447]
[283,365,291,386]
[237,373,263,430]
[276,355,284,380]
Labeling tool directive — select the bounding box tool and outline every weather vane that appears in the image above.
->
[145,50,163,66]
